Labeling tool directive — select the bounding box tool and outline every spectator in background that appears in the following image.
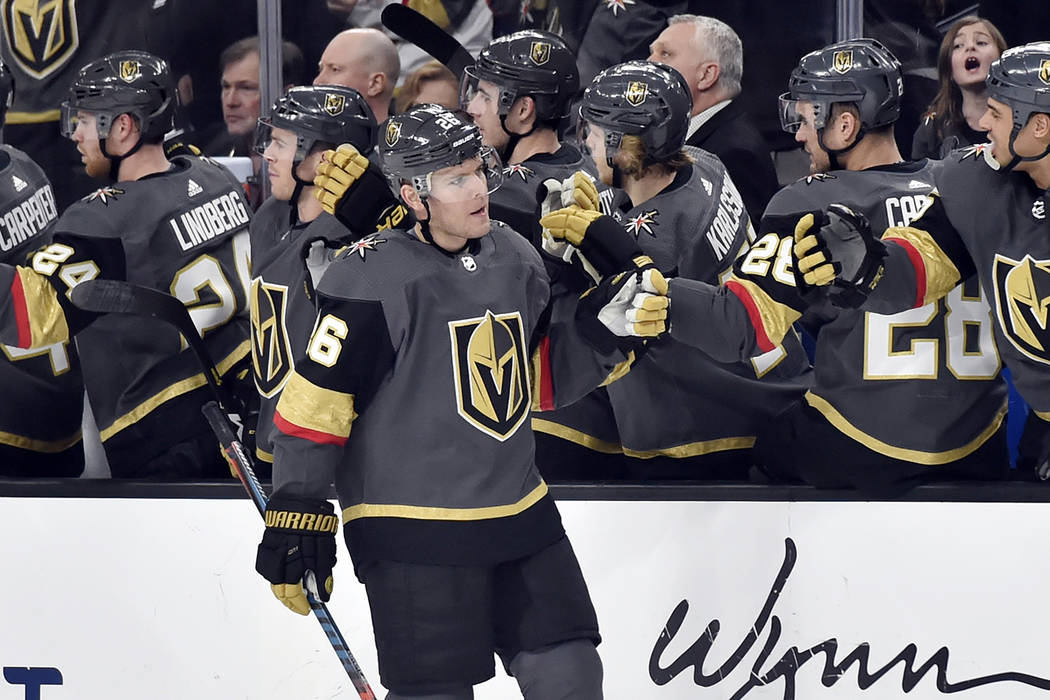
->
[394,60,460,113]
[911,16,1007,160]
[201,37,304,157]
[576,0,687,88]
[314,29,399,123]
[649,14,778,221]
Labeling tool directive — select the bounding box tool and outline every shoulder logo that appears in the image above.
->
[1040,59,1050,85]
[802,172,837,185]
[82,186,125,205]
[385,120,401,147]
[625,81,648,106]
[624,209,659,238]
[186,179,203,197]
[529,41,550,66]
[11,175,26,192]
[503,163,534,181]
[2,0,79,80]
[324,92,346,116]
[119,60,141,83]
[993,254,1050,365]
[601,0,635,15]
[1034,199,1046,221]
[449,310,529,441]
[701,177,713,196]
[249,277,294,398]
[345,232,386,260]
[958,142,1000,170]
[832,50,853,74]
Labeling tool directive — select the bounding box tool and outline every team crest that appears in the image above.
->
[83,186,125,205]
[624,209,659,238]
[993,254,1050,364]
[119,60,140,83]
[249,279,294,398]
[449,310,529,441]
[345,232,387,260]
[832,50,853,74]
[385,120,401,147]
[503,163,534,181]
[1040,59,1050,85]
[2,0,80,80]
[529,41,550,65]
[802,172,837,185]
[324,92,346,116]
[625,81,648,106]
[601,0,635,16]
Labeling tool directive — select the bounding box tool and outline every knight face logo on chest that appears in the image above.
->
[2,0,79,79]
[993,253,1050,364]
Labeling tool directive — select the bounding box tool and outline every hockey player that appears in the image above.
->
[0,51,252,478]
[543,61,810,479]
[249,85,378,466]
[0,59,85,476]
[255,104,666,698]
[794,41,1050,478]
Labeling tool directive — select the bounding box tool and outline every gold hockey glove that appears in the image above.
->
[314,144,370,214]
[255,496,338,616]
[793,204,887,308]
[576,264,669,354]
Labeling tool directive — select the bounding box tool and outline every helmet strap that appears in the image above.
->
[498,113,536,162]
[818,125,866,170]
[288,160,313,226]
[100,134,145,182]
[1004,123,1050,172]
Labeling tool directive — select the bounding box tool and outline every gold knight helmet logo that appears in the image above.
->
[1040,59,1050,85]
[625,81,648,106]
[119,59,140,83]
[385,120,401,147]
[324,92,346,116]
[249,278,295,398]
[994,253,1050,364]
[529,41,550,65]
[449,310,529,441]
[2,0,80,80]
[833,50,854,74]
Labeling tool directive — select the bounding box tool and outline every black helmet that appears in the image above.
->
[60,50,176,141]
[780,38,902,134]
[256,85,378,161]
[378,104,502,197]
[462,30,579,121]
[579,60,692,166]
[0,59,12,127]
[987,42,1050,138]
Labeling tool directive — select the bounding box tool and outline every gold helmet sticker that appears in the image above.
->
[832,50,854,75]
[530,41,550,66]
[994,253,1050,364]
[2,0,80,80]
[1040,59,1050,85]
[625,81,648,106]
[449,310,529,441]
[324,92,346,116]
[119,60,141,83]
[385,120,401,147]
[249,278,295,398]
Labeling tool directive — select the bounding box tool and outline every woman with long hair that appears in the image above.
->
[911,16,1007,159]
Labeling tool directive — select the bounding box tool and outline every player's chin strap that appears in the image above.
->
[605,130,625,190]
[288,162,313,226]
[498,113,537,164]
[1002,127,1050,172]
[100,134,147,181]
[818,125,866,171]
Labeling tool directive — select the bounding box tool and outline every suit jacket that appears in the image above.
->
[685,100,779,223]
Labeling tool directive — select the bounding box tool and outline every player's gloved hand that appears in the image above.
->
[538,172,603,270]
[792,204,886,309]
[540,206,650,282]
[576,264,669,354]
[255,496,339,616]
[314,144,405,235]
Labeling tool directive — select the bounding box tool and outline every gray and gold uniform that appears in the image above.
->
[0,156,252,477]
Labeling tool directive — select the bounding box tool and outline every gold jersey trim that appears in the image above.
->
[275,370,356,440]
[531,417,623,454]
[727,276,801,349]
[805,390,1006,464]
[342,480,548,522]
[6,109,61,124]
[883,227,962,306]
[17,266,69,347]
[1034,409,1050,422]
[99,340,250,441]
[0,427,81,452]
[623,436,755,459]
[255,445,274,463]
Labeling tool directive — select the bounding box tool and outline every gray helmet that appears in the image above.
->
[256,85,377,162]
[986,42,1050,164]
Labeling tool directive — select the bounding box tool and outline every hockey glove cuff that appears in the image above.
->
[315,145,403,235]
[255,496,339,616]
[540,208,647,281]
[576,265,669,354]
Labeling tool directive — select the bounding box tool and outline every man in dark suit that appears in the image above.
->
[649,14,779,222]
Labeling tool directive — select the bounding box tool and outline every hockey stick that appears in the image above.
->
[381,4,475,75]
[69,279,378,700]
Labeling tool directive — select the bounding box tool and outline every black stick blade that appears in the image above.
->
[381,4,475,75]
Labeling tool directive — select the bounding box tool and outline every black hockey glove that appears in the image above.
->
[575,266,669,355]
[792,203,887,309]
[315,144,407,235]
[255,496,339,616]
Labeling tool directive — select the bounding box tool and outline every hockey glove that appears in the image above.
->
[540,207,651,283]
[792,204,886,309]
[255,496,339,616]
[576,266,669,354]
[315,144,403,235]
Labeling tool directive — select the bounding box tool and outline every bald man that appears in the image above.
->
[314,28,400,122]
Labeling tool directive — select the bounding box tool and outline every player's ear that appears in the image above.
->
[400,183,426,219]
[1030,112,1050,141]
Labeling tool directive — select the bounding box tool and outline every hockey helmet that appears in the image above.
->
[255,85,378,162]
[461,30,579,121]
[378,104,502,200]
[779,38,902,134]
[60,50,176,141]
[987,42,1050,137]
[579,60,692,166]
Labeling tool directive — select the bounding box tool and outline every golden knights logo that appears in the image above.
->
[1040,59,1050,86]
[249,278,294,398]
[449,310,529,441]
[624,209,659,238]
[832,50,854,75]
[119,59,140,83]
[529,41,550,66]
[385,120,401,147]
[324,92,346,116]
[2,0,80,80]
[625,81,648,106]
[993,254,1050,364]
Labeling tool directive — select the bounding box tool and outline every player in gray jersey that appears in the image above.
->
[0,61,84,475]
[249,85,379,467]
[254,104,666,699]
[542,61,810,479]
[796,42,1050,479]
[0,51,252,478]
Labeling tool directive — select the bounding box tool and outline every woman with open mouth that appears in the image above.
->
[912,15,1007,160]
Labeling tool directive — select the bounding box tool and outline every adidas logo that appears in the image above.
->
[701,178,713,196]
[187,179,203,197]
[908,180,929,190]
[12,175,26,192]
